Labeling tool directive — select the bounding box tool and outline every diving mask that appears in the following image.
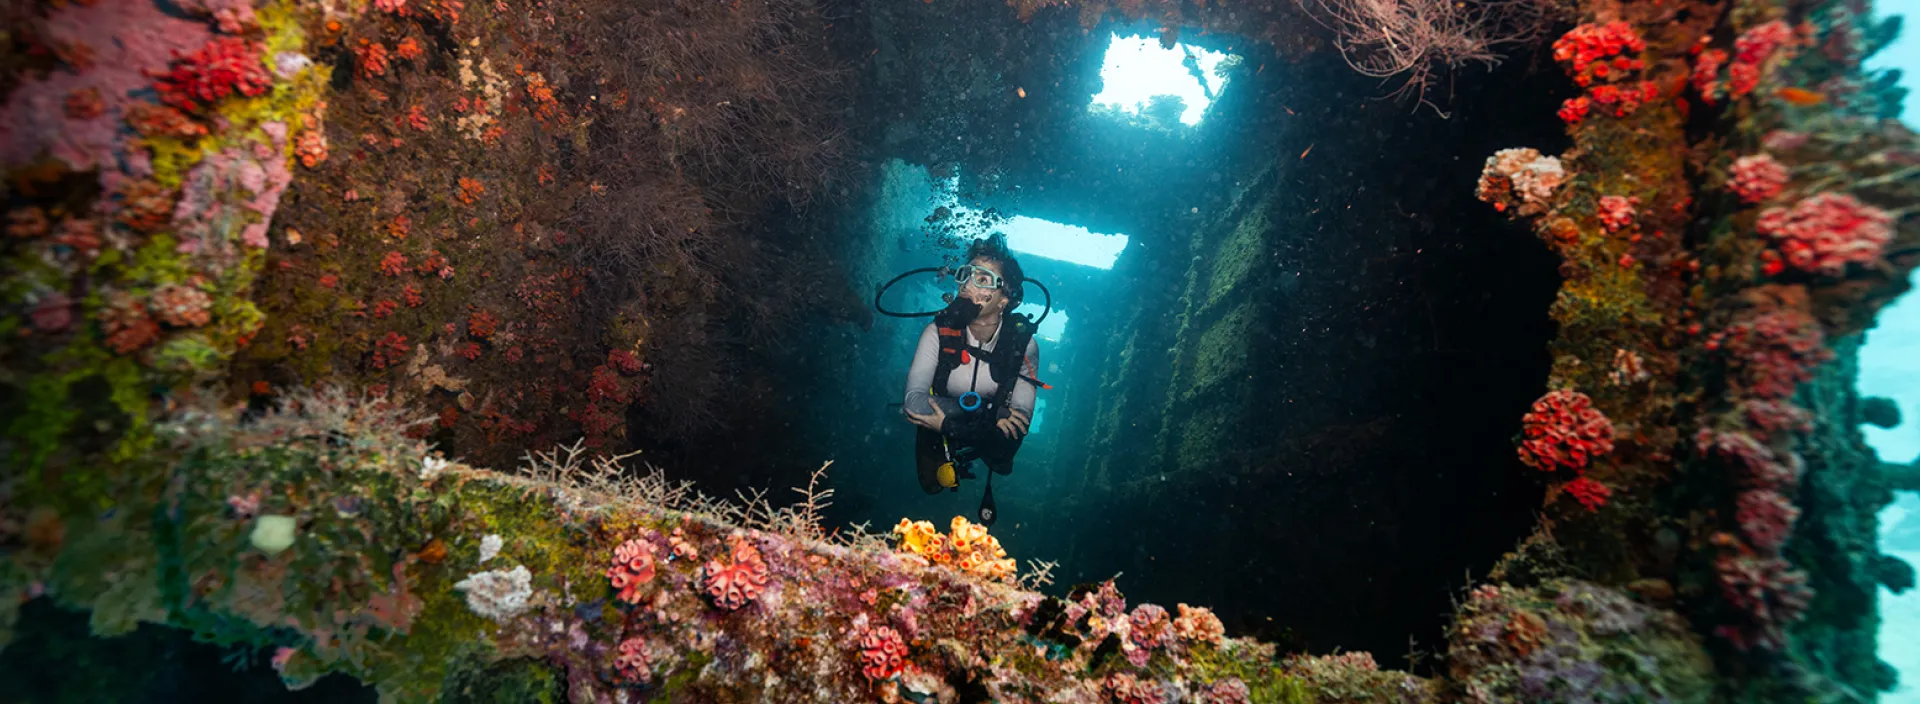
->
[953,264,1004,291]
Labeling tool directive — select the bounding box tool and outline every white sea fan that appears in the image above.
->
[273,52,314,79]
[421,455,449,482]
[453,565,533,622]
[478,534,503,564]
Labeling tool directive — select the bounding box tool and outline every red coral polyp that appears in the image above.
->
[1692,49,1728,102]
[609,349,646,375]
[1552,22,1645,86]
[614,637,651,683]
[1708,309,1832,401]
[607,538,657,605]
[150,284,212,328]
[1756,192,1894,276]
[701,534,769,611]
[1556,97,1590,125]
[152,37,272,113]
[1563,476,1613,512]
[103,294,161,355]
[856,626,909,682]
[1712,535,1812,651]
[1126,603,1173,667]
[467,310,498,340]
[1735,489,1799,552]
[380,251,408,277]
[1727,154,1790,204]
[1517,390,1615,473]
[1597,195,1639,233]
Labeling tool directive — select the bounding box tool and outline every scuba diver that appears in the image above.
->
[896,234,1048,525]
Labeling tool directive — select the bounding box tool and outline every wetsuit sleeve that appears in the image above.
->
[904,323,939,415]
[1009,336,1039,416]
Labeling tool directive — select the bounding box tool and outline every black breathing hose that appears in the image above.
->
[873,266,1052,325]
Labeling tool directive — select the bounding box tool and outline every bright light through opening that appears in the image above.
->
[940,176,1131,271]
[999,216,1128,270]
[1090,33,1233,126]
[1035,309,1069,342]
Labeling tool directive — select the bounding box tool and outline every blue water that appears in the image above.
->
[1865,2,1920,692]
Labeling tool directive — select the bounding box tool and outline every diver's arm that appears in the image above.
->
[1008,336,1040,416]
[903,323,940,417]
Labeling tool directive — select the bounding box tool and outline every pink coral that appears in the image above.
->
[0,0,214,175]
[1476,148,1566,217]
[102,293,161,355]
[1588,81,1660,118]
[1517,390,1615,473]
[1692,49,1728,102]
[1707,309,1832,400]
[1727,154,1789,204]
[1552,22,1645,87]
[151,37,271,112]
[606,538,656,605]
[609,349,646,375]
[1755,192,1894,276]
[1735,490,1799,552]
[1740,399,1812,439]
[1597,195,1639,233]
[28,293,75,333]
[701,534,769,611]
[117,180,177,234]
[150,283,212,327]
[1712,534,1812,651]
[1725,21,1798,99]
[586,364,630,404]
[1199,679,1251,704]
[1728,61,1761,99]
[668,527,698,561]
[1556,97,1590,125]
[1563,476,1613,512]
[380,251,408,277]
[1126,604,1173,666]
[614,637,651,683]
[1104,672,1166,704]
[295,129,328,168]
[856,625,909,682]
[125,103,210,140]
[1735,21,1797,66]
[1695,429,1804,491]
[1172,603,1225,646]
[355,40,390,79]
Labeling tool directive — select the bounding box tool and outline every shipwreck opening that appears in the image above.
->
[735,3,1581,667]
[0,0,1629,692]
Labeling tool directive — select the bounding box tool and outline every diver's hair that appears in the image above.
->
[965,233,1024,307]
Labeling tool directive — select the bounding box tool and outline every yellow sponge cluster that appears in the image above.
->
[891,516,1016,583]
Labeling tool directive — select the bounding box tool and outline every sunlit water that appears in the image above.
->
[1865,1,1920,697]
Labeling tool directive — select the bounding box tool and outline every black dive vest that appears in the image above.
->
[931,313,1039,413]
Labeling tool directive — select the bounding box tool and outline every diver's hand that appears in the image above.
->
[997,409,1031,440]
[905,402,946,432]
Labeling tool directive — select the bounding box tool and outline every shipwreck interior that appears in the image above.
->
[710,9,1575,663]
[6,0,1914,698]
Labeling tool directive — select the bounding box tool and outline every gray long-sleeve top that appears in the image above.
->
[903,320,1040,417]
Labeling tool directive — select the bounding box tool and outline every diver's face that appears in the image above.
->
[960,258,1009,318]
